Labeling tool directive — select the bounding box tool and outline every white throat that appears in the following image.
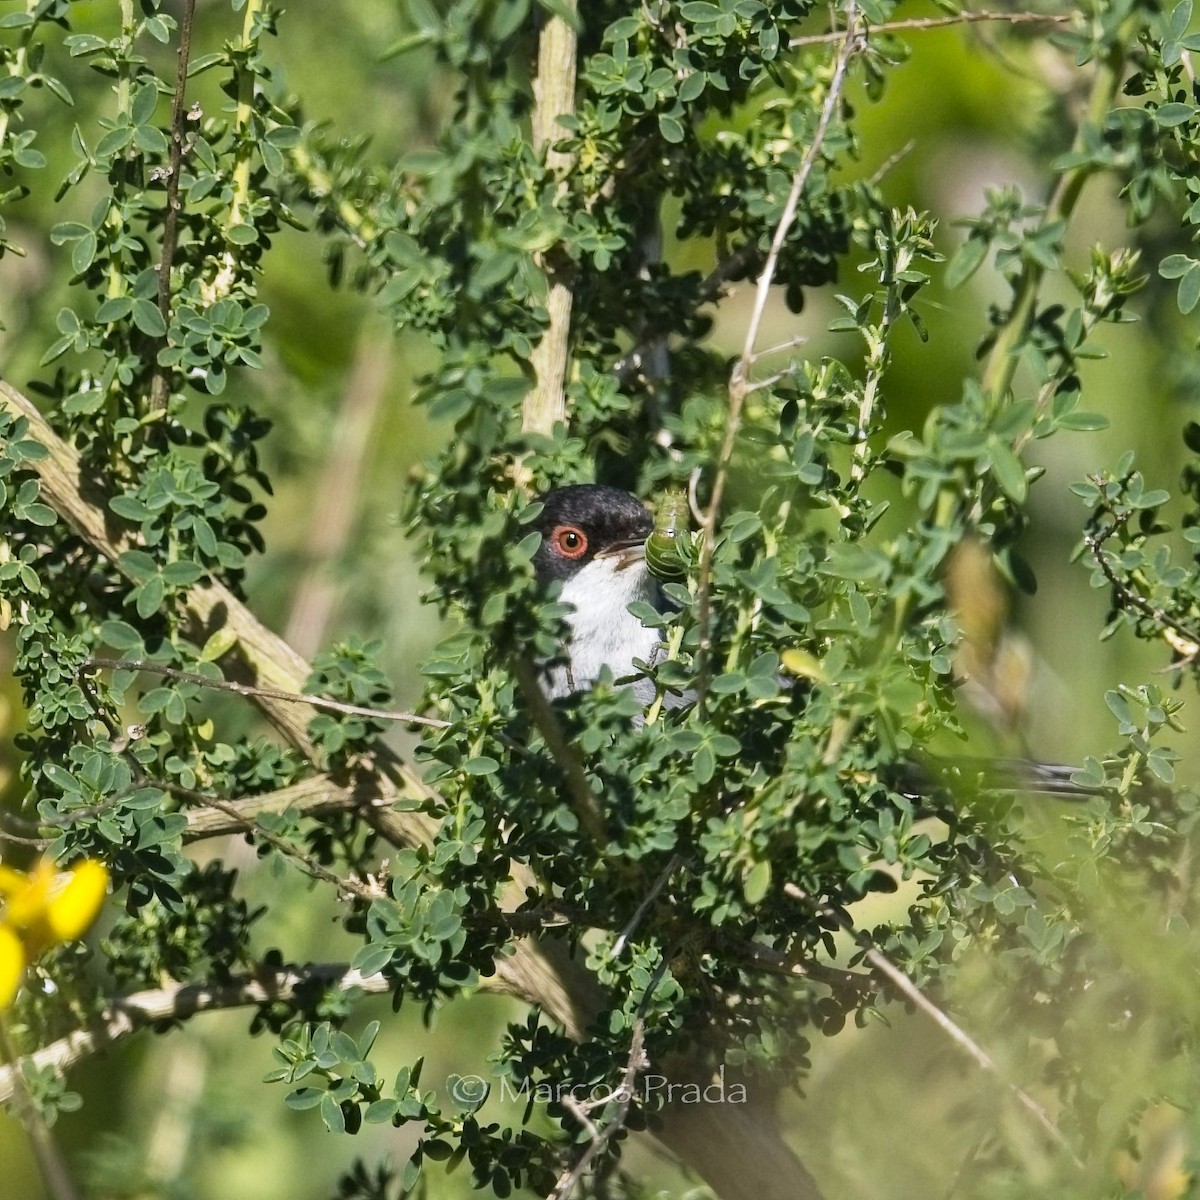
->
[543,555,663,700]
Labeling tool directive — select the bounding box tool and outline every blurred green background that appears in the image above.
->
[1,2,1197,1197]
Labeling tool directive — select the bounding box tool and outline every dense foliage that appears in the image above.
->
[3,2,1200,1198]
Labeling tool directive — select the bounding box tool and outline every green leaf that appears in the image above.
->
[1104,690,1133,728]
[160,560,203,586]
[319,1092,346,1133]
[22,503,57,527]
[118,550,159,580]
[71,232,96,274]
[1056,412,1108,432]
[134,124,169,155]
[1155,102,1194,127]
[679,72,706,103]
[131,82,159,127]
[658,113,686,144]
[285,1088,324,1111]
[199,628,238,662]
[132,299,167,337]
[99,619,142,650]
[95,295,134,323]
[462,756,499,776]
[1179,264,1200,315]
[944,236,987,288]
[135,575,165,618]
[364,1099,400,1123]
[988,438,1027,503]
[109,494,151,521]
[1159,253,1196,279]
[743,860,771,905]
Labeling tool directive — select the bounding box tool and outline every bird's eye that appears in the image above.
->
[551,525,588,559]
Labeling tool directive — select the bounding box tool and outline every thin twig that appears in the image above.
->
[548,1018,648,1200]
[867,138,917,187]
[0,828,51,848]
[613,854,679,956]
[511,659,607,847]
[82,657,450,728]
[550,942,679,1200]
[149,0,197,412]
[731,938,874,996]
[790,10,1069,48]
[170,787,386,901]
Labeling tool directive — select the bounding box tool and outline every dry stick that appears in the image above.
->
[790,10,1070,48]
[694,3,862,692]
[84,657,451,729]
[523,0,579,438]
[515,0,605,846]
[148,0,197,411]
[781,883,1078,1162]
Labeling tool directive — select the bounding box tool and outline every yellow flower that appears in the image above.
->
[0,926,22,1010]
[0,858,109,1010]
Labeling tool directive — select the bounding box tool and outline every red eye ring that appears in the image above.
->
[551,525,588,559]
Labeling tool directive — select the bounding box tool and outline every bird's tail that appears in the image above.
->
[893,757,1102,801]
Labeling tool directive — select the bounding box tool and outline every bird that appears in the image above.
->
[531,483,1101,799]
[532,484,663,704]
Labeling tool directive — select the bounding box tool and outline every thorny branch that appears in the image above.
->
[694,1,862,692]
[148,0,197,411]
[1084,519,1200,659]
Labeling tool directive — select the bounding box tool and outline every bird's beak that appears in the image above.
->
[595,539,647,571]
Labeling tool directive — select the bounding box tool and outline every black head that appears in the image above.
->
[532,485,653,583]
